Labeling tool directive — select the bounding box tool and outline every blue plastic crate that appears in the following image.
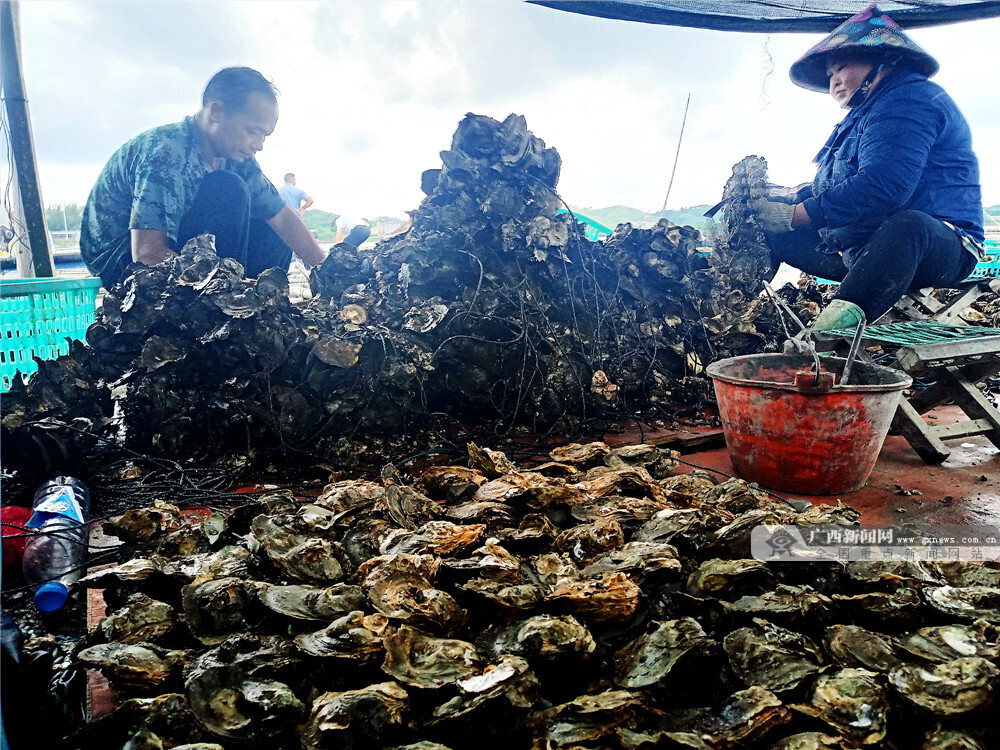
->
[967,239,1000,280]
[1,276,101,392]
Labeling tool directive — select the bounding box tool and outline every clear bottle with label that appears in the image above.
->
[21,477,91,612]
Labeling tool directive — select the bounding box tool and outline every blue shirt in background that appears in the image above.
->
[278,183,309,211]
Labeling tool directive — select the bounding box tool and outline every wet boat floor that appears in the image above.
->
[625,405,1000,529]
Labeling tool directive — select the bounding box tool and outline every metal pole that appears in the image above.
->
[660,93,691,216]
[1,0,54,277]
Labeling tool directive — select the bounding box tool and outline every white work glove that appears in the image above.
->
[752,198,795,234]
[765,182,811,204]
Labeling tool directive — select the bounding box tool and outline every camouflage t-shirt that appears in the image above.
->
[80,116,285,282]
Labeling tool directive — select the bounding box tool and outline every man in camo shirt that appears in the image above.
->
[80,67,326,289]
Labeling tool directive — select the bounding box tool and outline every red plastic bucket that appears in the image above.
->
[706,353,912,495]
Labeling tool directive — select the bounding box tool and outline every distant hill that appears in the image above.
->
[576,204,1000,235]
[569,204,716,232]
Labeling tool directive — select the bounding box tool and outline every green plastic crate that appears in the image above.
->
[1,276,101,392]
[556,209,613,242]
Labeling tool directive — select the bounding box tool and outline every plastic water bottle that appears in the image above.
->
[21,477,91,613]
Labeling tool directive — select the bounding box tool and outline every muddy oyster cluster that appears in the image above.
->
[70,445,1000,749]
[1,114,823,479]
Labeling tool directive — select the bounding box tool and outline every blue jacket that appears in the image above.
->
[801,69,983,261]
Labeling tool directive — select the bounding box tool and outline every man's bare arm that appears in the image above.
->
[267,205,326,266]
[131,229,178,266]
[299,195,314,215]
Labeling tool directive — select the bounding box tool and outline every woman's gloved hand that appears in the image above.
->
[764,182,812,204]
[752,199,796,234]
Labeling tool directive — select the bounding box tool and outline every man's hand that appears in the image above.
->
[268,205,327,267]
[131,229,178,266]
[752,199,795,234]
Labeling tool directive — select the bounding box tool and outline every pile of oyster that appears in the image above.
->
[66,444,1000,749]
[1,114,821,478]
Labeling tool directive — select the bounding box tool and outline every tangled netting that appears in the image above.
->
[1,116,825,479]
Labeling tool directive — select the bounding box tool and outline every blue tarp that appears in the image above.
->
[529,1,1000,32]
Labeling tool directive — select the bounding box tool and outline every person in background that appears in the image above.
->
[80,67,326,290]
[277,173,314,216]
[754,4,984,331]
[334,213,371,248]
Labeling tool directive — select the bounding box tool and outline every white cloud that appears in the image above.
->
[15,1,1000,222]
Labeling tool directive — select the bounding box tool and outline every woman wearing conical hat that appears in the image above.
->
[754,4,985,330]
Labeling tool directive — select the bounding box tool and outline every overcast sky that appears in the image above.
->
[13,1,1000,223]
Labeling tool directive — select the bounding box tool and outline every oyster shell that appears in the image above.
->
[250,513,349,582]
[896,621,999,663]
[181,577,262,645]
[79,557,160,586]
[568,495,669,526]
[379,520,485,556]
[359,554,467,633]
[847,559,939,589]
[104,500,184,544]
[416,465,487,502]
[429,654,539,723]
[341,517,397,567]
[632,508,705,544]
[467,443,518,477]
[707,510,788,558]
[545,572,641,624]
[78,642,189,692]
[457,578,544,613]
[723,585,834,625]
[889,656,999,714]
[552,518,625,563]
[687,558,775,598]
[765,733,852,750]
[483,614,596,662]
[527,690,650,748]
[832,586,924,625]
[548,441,610,465]
[614,617,715,689]
[919,726,987,750]
[657,472,717,504]
[700,478,791,516]
[314,480,385,514]
[665,686,792,748]
[924,585,1000,622]
[792,668,889,745]
[294,611,387,660]
[724,619,824,693]
[581,541,682,581]
[379,481,445,530]
[157,546,253,583]
[258,583,367,621]
[98,593,178,645]
[444,501,516,533]
[823,624,903,673]
[931,561,1000,588]
[185,665,305,741]
[381,626,483,689]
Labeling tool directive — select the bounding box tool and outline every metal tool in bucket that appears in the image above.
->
[705,288,912,495]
